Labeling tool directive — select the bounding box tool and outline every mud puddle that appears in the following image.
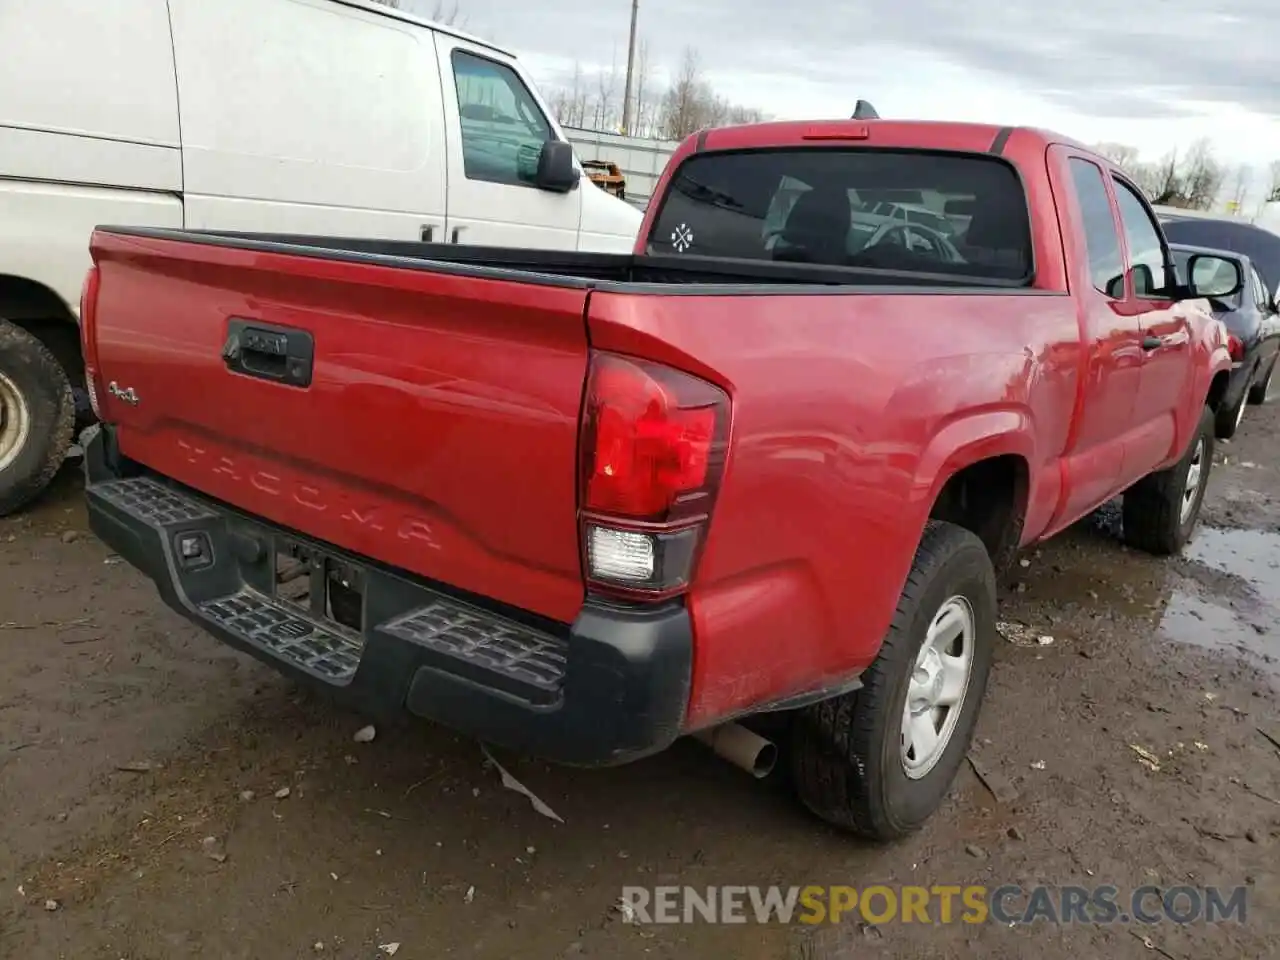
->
[1158,527,1280,682]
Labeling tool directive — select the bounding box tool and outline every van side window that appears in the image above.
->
[451,51,554,187]
[1112,178,1171,299]
[1068,159,1124,298]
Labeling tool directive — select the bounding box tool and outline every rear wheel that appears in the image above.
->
[790,521,996,840]
[1122,405,1213,555]
[1248,355,1276,406]
[0,320,76,516]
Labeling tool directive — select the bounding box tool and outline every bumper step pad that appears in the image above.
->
[93,476,216,526]
[382,600,568,698]
[93,477,364,683]
[201,589,364,682]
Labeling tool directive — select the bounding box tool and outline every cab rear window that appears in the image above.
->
[648,148,1033,283]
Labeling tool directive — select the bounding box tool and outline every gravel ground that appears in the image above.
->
[1,410,1278,960]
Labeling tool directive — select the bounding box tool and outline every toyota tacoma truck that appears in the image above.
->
[80,118,1241,841]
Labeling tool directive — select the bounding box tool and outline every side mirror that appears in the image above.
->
[534,140,580,193]
[1186,254,1243,299]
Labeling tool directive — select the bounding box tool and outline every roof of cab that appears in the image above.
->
[329,0,513,57]
[687,119,1100,162]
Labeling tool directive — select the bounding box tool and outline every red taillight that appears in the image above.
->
[79,265,104,419]
[579,352,730,598]
[1227,334,1245,363]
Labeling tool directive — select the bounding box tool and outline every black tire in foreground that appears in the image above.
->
[1247,355,1276,406]
[1122,405,1214,556]
[1214,381,1248,440]
[0,320,76,516]
[790,521,996,840]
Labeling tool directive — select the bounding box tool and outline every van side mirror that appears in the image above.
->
[535,141,580,193]
[1186,254,1243,299]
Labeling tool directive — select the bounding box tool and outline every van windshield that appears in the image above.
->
[648,149,1033,283]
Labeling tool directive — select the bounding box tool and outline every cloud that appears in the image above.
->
[404,0,1280,161]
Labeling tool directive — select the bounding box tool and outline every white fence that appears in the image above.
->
[564,127,679,208]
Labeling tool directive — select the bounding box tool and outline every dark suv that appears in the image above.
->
[1171,242,1280,438]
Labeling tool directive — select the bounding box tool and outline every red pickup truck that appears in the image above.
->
[80,119,1240,841]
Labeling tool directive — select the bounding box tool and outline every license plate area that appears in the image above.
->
[273,537,366,636]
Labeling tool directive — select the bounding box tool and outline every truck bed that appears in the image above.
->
[117,227,1043,293]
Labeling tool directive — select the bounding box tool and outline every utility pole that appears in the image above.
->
[620,0,639,134]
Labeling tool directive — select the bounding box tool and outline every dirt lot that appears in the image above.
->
[2,414,1279,960]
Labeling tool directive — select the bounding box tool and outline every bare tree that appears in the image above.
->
[545,45,764,139]
[548,62,590,129]
[657,48,707,140]
[1093,142,1141,172]
[632,40,653,137]
[1225,163,1251,215]
[1180,138,1223,211]
[592,50,620,131]
[1269,160,1280,204]
[1144,148,1182,206]
[654,47,762,140]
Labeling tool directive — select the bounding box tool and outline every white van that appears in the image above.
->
[0,0,643,515]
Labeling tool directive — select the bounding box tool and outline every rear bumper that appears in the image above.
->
[83,426,692,766]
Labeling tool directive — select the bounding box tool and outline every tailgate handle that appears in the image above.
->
[222,319,314,388]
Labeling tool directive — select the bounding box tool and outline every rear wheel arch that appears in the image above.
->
[914,413,1035,571]
[927,453,1031,574]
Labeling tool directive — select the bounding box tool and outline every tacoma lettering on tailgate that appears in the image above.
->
[175,438,441,550]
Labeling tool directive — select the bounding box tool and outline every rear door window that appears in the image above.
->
[1112,178,1173,298]
[648,148,1033,282]
[1067,159,1123,297]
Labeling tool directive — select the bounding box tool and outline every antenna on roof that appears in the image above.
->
[851,100,880,120]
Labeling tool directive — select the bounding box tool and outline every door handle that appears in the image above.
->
[451,227,462,244]
[222,319,314,388]
[1142,336,1164,351]
[420,226,435,242]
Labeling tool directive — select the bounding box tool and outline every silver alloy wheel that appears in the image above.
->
[901,595,975,780]
[0,371,32,474]
[1180,435,1206,525]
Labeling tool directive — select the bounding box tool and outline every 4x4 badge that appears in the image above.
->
[107,381,139,405]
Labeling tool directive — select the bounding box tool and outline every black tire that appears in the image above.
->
[1214,382,1248,439]
[0,320,76,516]
[790,521,996,840]
[1247,355,1276,406]
[1122,405,1213,556]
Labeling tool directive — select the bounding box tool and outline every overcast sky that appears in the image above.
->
[405,0,1280,167]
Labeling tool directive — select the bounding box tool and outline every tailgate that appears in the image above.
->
[89,231,590,623]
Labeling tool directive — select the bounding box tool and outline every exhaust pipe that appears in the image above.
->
[693,723,778,778]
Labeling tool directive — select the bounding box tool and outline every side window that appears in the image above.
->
[1112,178,1170,298]
[1068,159,1124,297]
[1250,267,1269,309]
[451,51,554,187]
